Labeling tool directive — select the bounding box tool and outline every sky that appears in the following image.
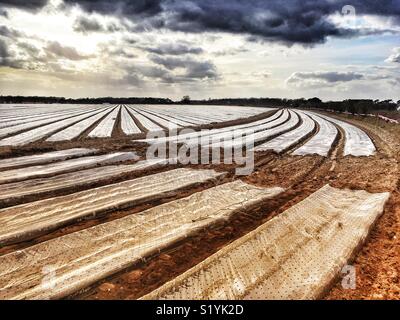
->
[0,0,399,101]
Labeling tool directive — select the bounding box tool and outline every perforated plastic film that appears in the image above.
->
[142,185,389,300]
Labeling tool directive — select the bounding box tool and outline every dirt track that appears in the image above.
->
[0,110,398,300]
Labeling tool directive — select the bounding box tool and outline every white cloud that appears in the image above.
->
[385,47,400,63]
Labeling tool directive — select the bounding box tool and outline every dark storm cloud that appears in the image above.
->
[0,0,48,10]
[62,0,400,45]
[63,0,163,17]
[3,1,399,45]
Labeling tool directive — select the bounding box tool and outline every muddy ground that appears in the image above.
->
[0,109,398,300]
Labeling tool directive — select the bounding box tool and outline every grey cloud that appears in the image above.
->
[119,73,143,87]
[149,54,218,80]
[0,38,24,68]
[136,65,174,83]
[149,54,187,70]
[109,48,136,59]
[73,16,104,33]
[97,42,137,59]
[106,22,124,33]
[46,41,93,60]
[0,37,8,58]
[293,71,364,82]
[286,71,365,88]
[214,48,249,57]
[73,15,125,34]
[18,42,41,57]
[184,60,218,80]
[0,31,48,70]
[124,36,139,45]
[140,42,203,55]
[0,25,24,39]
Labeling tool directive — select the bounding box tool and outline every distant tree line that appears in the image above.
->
[184,97,400,114]
[0,96,173,105]
[1,95,399,115]
[288,97,399,114]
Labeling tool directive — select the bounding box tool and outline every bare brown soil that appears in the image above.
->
[0,109,398,300]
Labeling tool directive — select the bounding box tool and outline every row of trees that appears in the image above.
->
[184,97,400,114]
[0,96,173,105]
[289,98,399,114]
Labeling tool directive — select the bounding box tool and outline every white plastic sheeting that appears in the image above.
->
[120,106,142,135]
[142,185,389,300]
[0,158,169,202]
[254,110,315,153]
[168,105,272,122]
[126,106,163,132]
[184,110,288,148]
[141,109,283,146]
[0,104,98,121]
[0,152,138,184]
[132,104,274,126]
[134,106,194,127]
[0,109,104,146]
[0,104,275,142]
[136,107,198,126]
[47,107,113,141]
[211,109,297,149]
[315,112,376,156]
[0,107,101,139]
[0,180,282,299]
[0,104,96,119]
[0,148,97,170]
[0,108,94,130]
[88,106,120,138]
[131,107,181,129]
[0,168,225,246]
[292,111,338,157]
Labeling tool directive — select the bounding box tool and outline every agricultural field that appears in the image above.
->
[0,104,399,300]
